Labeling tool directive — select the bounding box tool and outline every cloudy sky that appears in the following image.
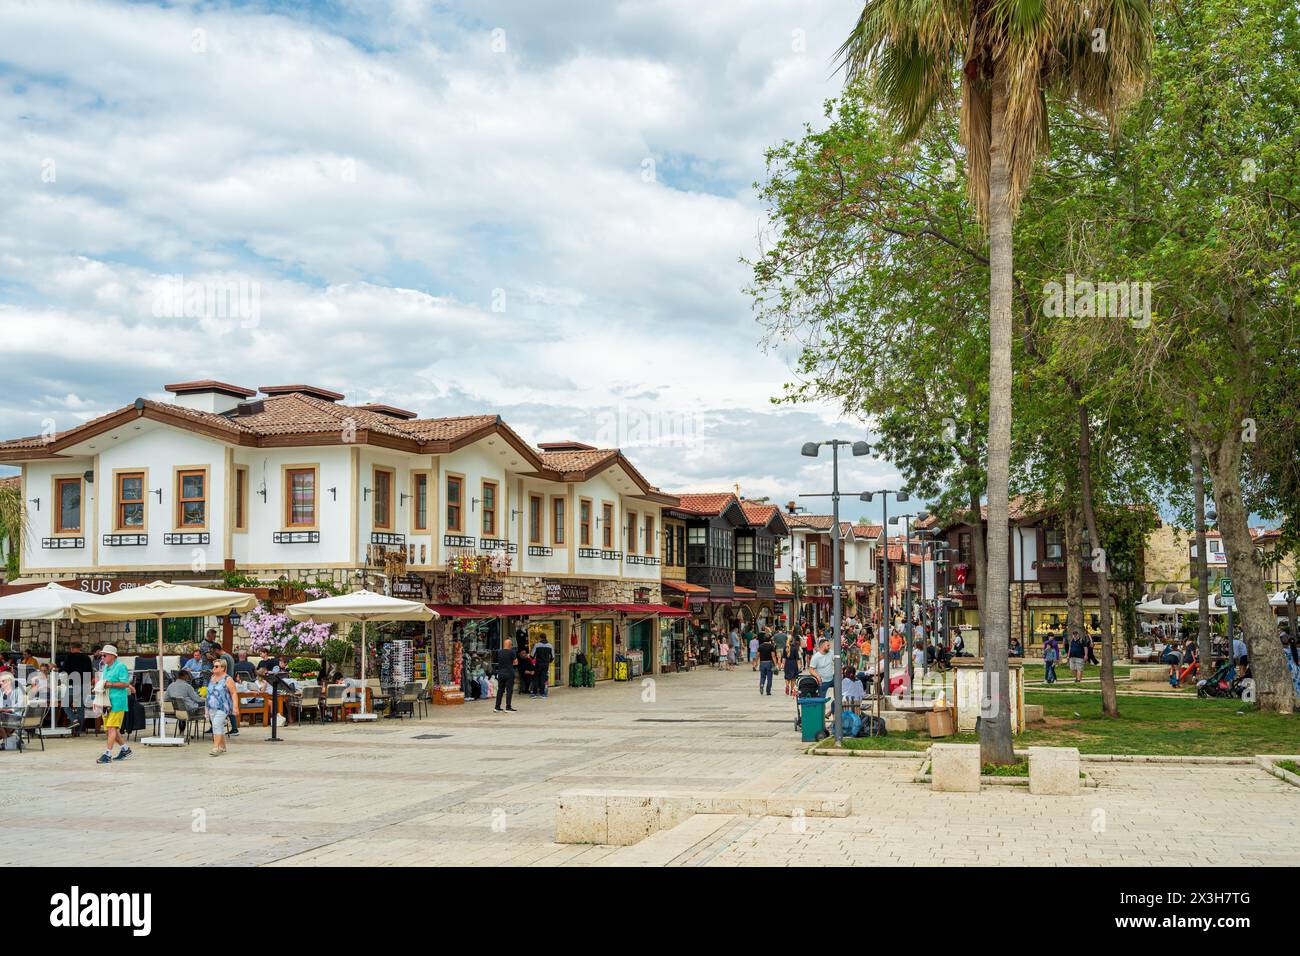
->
[0,0,908,523]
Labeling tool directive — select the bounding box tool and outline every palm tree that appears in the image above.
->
[838,0,1151,763]
[0,481,27,580]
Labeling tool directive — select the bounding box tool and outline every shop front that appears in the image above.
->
[581,617,616,681]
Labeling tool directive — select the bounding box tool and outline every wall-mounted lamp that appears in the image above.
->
[151,488,163,503]
[83,470,94,484]
[258,482,267,503]
[327,487,337,501]
[400,493,410,506]
[28,498,39,512]
[470,497,480,513]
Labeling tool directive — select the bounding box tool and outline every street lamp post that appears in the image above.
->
[860,489,910,697]
[801,439,870,743]
[888,510,929,684]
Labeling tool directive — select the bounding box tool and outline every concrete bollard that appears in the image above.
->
[1029,746,1081,795]
[931,743,981,792]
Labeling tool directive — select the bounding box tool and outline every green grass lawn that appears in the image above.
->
[820,691,1297,756]
[1022,662,1133,686]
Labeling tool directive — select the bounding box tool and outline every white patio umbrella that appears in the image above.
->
[285,590,435,721]
[0,582,85,736]
[70,581,259,746]
[1173,593,1229,616]
[1135,598,1182,616]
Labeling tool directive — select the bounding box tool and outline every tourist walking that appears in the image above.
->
[1067,630,1087,683]
[531,633,554,698]
[782,637,801,695]
[1043,634,1060,684]
[749,632,760,670]
[205,658,240,756]
[757,632,776,696]
[95,644,134,764]
[494,638,518,712]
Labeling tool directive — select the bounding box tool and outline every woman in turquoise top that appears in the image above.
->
[205,659,240,756]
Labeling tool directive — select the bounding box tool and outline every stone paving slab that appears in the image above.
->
[1,668,1295,867]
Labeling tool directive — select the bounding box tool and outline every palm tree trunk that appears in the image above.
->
[1075,400,1118,717]
[979,63,1015,765]
[1190,441,1213,667]
[1203,434,1295,713]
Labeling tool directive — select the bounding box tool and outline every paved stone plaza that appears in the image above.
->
[2,668,1296,866]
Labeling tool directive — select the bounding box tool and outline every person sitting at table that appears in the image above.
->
[27,663,51,699]
[840,666,866,712]
[164,671,205,732]
[233,650,257,681]
[0,671,26,743]
[18,648,39,669]
[182,649,205,680]
[259,653,283,673]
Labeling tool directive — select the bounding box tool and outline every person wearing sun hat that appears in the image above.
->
[96,644,135,765]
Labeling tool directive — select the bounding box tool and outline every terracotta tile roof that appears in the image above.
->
[674,492,740,516]
[0,476,18,491]
[786,513,834,530]
[740,501,779,525]
[884,545,923,564]
[537,447,620,473]
[537,441,595,451]
[165,380,256,398]
[856,524,883,539]
[258,384,346,401]
[399,414,500,442]
[358,403,418,420]
[662,580,710,595]
[229,393,416,440]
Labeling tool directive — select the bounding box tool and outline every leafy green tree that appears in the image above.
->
[837,0,1153,761]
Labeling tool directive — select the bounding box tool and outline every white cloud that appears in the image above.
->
[0,0,896,514]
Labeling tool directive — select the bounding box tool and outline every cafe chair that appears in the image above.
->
[323,684,352,722]
[365,678,388,715]
[297,685,322,724]
[0,704,49,752]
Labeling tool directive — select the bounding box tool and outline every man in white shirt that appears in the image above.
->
[808,640,836,696]
[912,640,927,678]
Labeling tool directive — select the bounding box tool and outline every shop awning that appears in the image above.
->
[733,587,757,598]
[662,580,710,595]
[774,589,794,599]
[427,604,490,617]
[607,603,690,617]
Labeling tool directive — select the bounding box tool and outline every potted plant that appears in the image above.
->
[287,656,320,680]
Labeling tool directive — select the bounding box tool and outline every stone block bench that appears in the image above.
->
[1024,703,1045,724]
[930,743,980,792]
[1029,746,1081,795]
[556,788,852,846]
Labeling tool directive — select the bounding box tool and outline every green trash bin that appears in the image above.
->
[799,697,828,742]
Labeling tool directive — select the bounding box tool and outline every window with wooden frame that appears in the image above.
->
[643,514,655,557]
[664,524,675,565]
[552,496,566,546]
[579,498,592,546]
[625,510,637,553]
[54,476,82,534]
[529,494,544,544]
[601,502,614,548]
[285,466,317,528]
[410,472,430,532]
[234,466,248,532]
[175,468,208,528]
[373,467,394,530]
[445,474,463,532]
[807,540,818,567]
[676,526,685,566]
[115,471,146,530]
[736,535,755,571]
[480,480,498,536]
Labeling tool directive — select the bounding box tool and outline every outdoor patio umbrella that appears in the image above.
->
[1135,598,1182,616]
[1173,594,1229,616]
[0,582,85,736]
[285,590,435,721]
[69,581,259,746]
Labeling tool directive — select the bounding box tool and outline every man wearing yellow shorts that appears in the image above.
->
[97,644,134,764]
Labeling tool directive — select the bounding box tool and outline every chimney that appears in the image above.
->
[165,380,256,415]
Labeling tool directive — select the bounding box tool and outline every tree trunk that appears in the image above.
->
[1190,441,1213,668]
[979,63,1015,765]
[1076,400,1118,717]
[969,486,988,633]
[1064,507,1084,652]
[1204,434,1295,714]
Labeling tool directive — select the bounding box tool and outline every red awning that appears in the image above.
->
[427,604,489,617]
[607,603,690,617]
[733,587,757,597]
[774,589,794,599]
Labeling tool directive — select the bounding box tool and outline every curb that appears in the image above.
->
[809,748,1258,765]
[1255,755,1300,788]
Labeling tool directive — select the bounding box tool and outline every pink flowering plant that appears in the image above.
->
[243,604,333,658]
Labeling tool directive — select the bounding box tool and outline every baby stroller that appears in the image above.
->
[1196,660,1237,698]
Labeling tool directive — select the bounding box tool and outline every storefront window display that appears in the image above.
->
[526,619,564,685]
[582,619,615,681]
[457,617,501,694]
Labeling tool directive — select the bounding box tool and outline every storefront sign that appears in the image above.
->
[544,581,589,603]
[391,575,424,599]
[633,587,650,604]
[477,579,504,602]
[74,578,143,594]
